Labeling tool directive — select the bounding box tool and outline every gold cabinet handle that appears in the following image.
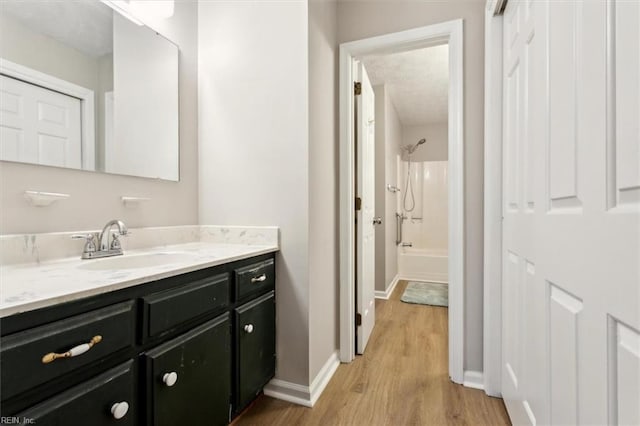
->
[251,274,267,283]
[41,335,102,364]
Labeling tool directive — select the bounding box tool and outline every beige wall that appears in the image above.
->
[402,123,448,162]
[374,85,403,293]
[384,88,403,291]
[198,0,311,386]
[0,0,199,234]
[0,15,100,95]
[199,0,340,388]
[374,85,386,293]
[338,0,485,371]
[308,0,339,380]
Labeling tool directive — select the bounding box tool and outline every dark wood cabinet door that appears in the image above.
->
[144,313,231,426]
[15,361,136,426]
[234,291,275,411]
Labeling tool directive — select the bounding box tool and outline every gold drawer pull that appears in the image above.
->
[42,335,102,364]
[251,274,267,283]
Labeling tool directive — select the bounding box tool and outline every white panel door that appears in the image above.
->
[356,61,376,354]
[501,1,640,425]
[0,75,82,168]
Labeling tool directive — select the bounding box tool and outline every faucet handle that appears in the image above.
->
[110,234,122,251]
[71,234,97,254]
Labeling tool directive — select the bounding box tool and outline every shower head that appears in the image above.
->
[404,138,427,154]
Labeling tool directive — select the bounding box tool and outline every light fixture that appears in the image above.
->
[100,0,144,26]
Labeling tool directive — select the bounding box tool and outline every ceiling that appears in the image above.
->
[1,0,113,57]
[362,44,449,126]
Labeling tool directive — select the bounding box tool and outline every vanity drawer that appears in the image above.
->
[142,273,229,338]
[16,360,136,425]
[0,301,135,401]
[234,259,275,301]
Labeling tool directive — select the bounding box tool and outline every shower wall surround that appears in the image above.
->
[400,160,448,252]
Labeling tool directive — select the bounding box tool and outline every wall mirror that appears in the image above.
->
[0,0,179,181]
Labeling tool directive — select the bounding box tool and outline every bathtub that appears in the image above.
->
[398,247,448,283]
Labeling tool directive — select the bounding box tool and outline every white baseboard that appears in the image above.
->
[263,351,340,408]
[309,351,340,406]
[263,379,312,407]
[463,370,485,390]
[399,274,448,284]
[374,274,400,299]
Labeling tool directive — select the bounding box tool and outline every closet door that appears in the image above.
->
[501,0,639,424]
[0,75,82,168]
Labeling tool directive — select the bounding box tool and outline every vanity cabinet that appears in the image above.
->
[0,252,276,425]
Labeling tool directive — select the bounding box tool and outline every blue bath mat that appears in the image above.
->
[401,281,448,307]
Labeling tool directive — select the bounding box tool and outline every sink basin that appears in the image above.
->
[78,252,195,270]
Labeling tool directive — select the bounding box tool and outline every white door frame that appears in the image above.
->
[0,58,96,170]
[483,0,505,397]
[339,19,465,384]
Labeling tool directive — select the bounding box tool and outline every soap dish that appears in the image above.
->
[24,191,70,207]
[121,196,151,206]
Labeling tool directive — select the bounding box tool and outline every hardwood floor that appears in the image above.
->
[234,281,510,425]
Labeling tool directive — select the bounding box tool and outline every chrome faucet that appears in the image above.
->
[72,219,128,259]
[99,219,128,251]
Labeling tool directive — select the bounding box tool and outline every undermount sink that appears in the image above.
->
[78,252,195,270]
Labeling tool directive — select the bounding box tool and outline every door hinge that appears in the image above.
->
[354,82,362,96]
[355,312,362,326]
[355,197,362,211]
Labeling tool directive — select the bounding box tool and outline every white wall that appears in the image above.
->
[198,0,311,386]
[96,53,113,169]
[111,14,179,180]
[402,123,448,161]
[0,0,199,235]
[338,0,486,372]
[308,0,339,380]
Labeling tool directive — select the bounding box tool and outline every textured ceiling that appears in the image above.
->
[362,44,449,126]
[1,0,113,57]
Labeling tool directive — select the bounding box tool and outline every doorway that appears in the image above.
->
[339,19,465,384]
[362,44,450,294]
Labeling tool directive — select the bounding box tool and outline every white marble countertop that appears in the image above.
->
[0,241,278,318]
